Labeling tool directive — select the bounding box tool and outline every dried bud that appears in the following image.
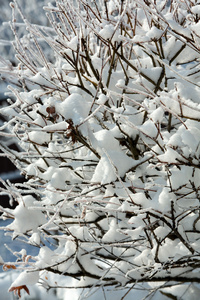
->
[46,106,56,115]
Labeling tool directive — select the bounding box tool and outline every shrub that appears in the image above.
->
[1,0,200,299]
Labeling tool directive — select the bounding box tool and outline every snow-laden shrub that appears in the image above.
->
[1,0,200,299]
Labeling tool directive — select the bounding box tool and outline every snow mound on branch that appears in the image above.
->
[56,93,89,125]
[9,270,39,288]
[92,130,136,183]
[7,196,46,236]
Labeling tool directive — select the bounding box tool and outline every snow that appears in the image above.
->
[31,71,55,88]
[6,195,46,237]
[167,17,191,38]
[56,93,89,124]
[150,107,164,123]
[96,94,107,105]
[36,246,55,269]
[42,121,68,132]
[102,219,126,242]
[29,232,41,246]
[190,21,200,35]
[146,26,163,40]
[158,188,176,211]
[67,36,78,51]
[99,23,120,42]
[91,129,136,183]
[0,271,58,300]
[99,24,115,40]
[9,270,40,288]
[191,6,200,16]
[28,131,51,144]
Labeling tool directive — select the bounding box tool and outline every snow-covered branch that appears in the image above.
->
[1,0,200,299]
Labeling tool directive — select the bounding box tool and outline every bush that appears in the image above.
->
[1,0,200,299]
